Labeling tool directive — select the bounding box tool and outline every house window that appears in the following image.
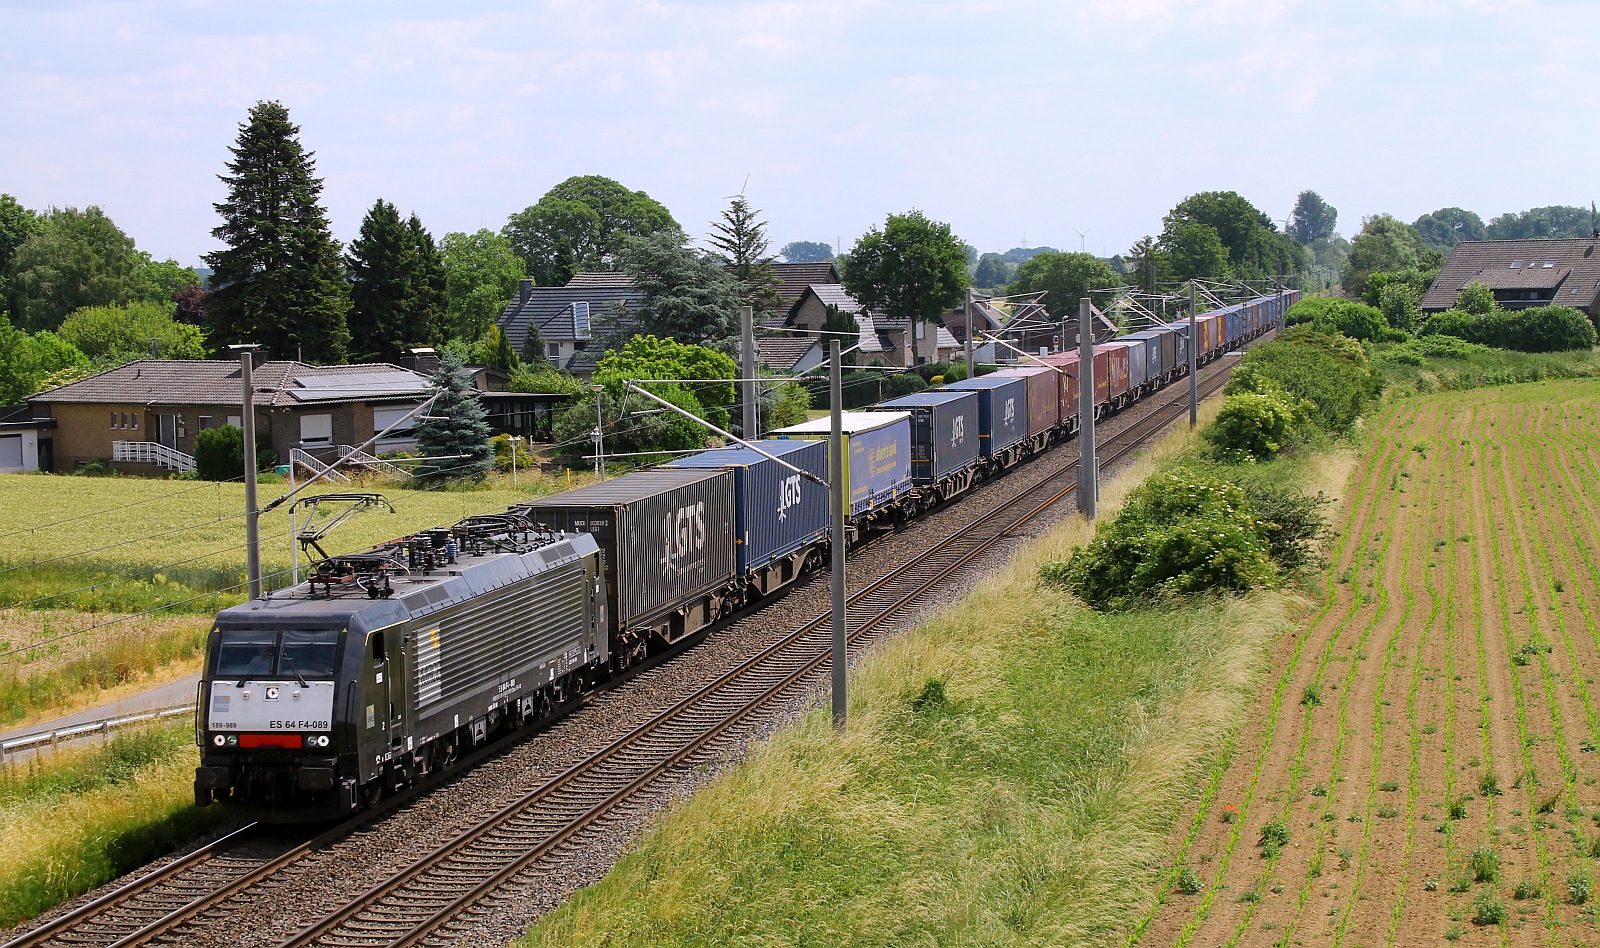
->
[227,415,241,427]
[0,435,22,469]
[547,342,561,360]
[1509,261,1523,269]
[372,405,420,437]
[131,413,138,430]
[572,302,590,339]
[198,416,214,431]
[110,412,119,429]
[1543,260,1556,269]
[300,413,333,445]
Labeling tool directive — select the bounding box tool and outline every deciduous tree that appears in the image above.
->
[57,301,208,363]
[1344,214,1441,299]
[841,210,968,366]
[1413,207,1485,251]
[1008,251,1118,315]
[502,175,678,287]
[778,240,834,263]
[204,101,350,362]
[1288,190,1337,245]
[441,229,524,342]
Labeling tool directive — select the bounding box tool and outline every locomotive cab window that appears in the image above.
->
[369,633,386,663]
[212,628,341,679]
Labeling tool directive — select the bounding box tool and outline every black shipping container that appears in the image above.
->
[663,440,829,575]
[871,390,981,482]
[519,469,737,634]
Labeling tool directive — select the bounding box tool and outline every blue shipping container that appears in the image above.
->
[1108,340,1148,390]
[772,411,913,515]
[872,389,981,482]
[943,375,1029,457]
[664,439,829,576]
[1124,330,1166,379]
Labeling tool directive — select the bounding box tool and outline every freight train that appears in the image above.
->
[194,291,1296,819]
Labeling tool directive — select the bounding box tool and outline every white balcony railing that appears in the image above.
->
[111,441,196,472]
[290,448,351,485]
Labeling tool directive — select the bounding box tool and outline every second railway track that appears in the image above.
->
[6,354,1242,948]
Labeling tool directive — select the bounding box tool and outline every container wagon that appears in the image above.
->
[869,390,982,510]
[664,439,830,600]
[519,468,738,657]
[988,363,1062,455]
[1094,344,1132,409]
[942,374,1031,469]
[1105,340,1148,398]
[772,411,913,529]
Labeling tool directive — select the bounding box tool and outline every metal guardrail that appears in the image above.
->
[112,440,197,472]
[0,703,195,761]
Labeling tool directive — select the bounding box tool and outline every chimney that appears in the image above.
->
[518,279,534,305]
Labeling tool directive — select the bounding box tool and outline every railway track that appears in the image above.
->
[5,355,1239,948]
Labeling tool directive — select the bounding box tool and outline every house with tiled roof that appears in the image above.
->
[785,284,961,367]
[28,360,435,475]
[496,276,639,377]
[1422,237,1600,315]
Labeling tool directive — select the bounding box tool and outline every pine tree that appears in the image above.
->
[204,101,350,362]
[519,323,549,366]
[409,213,447,345]
[346,199,418,361]
[708,196,781,316]
[414,352,492,482]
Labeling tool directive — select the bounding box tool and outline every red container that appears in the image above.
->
[1095,344,1130,400]
[990,365,1062,438]
[1041,350,1104,410]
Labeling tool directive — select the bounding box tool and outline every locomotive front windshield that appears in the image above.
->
[213,628,341,679]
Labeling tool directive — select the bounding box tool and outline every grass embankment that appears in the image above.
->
[0,724,232,929]
[0,470,587,726]
[521,413,1347,946]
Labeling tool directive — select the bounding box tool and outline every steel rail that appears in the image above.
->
[278,361,1241,948]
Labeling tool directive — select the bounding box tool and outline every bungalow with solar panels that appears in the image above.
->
[26,360,435,475]
[1422,237,1600,315]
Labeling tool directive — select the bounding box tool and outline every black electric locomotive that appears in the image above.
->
[194,515,606,819]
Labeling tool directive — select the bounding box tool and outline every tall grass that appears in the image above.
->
[0,611,209,729]
[0,724,232,927]
[519,422,1310,947]
[1375,346,1600,394]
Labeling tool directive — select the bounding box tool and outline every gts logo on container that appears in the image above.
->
[1003,398,1017,427]
[777,474,803,521]
[661,501,708,573]
[950,415,965,447]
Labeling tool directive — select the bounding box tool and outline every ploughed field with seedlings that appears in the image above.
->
[1140,378,1600,946]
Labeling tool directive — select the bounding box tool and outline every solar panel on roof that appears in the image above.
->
[289,372,432,401]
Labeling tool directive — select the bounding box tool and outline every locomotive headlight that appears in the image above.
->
[212,734,226,746]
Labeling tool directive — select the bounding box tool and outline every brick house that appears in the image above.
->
[28,360,435,475]
[1422,237,1600,315]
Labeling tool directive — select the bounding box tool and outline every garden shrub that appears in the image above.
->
[1226,327,1381,436]
[1201,391,1304,461]
[1422,304,1596,353]
[192,425,276,481]
[878,371,930,400]
[1285,297,1390,341]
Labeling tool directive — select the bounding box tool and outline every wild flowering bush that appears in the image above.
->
[1039,470,1278,611]
[1201,390,1305,461]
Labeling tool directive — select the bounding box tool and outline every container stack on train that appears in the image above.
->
[192,293,1293,820]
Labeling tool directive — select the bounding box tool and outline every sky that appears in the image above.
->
[2,0,1595,269]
